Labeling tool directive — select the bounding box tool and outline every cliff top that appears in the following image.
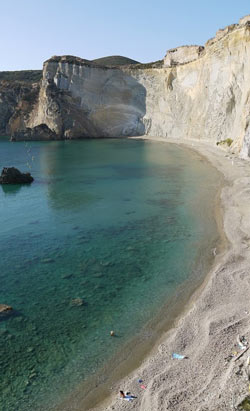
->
[163,15,250,67]
[45,54,163,70]
[0,70,42,83]
[92,55,140,66]
[45,55,94,66]
[45,55,140,68]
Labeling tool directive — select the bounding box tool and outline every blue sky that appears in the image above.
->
[0,0,249,71]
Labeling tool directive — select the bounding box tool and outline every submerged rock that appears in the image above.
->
[0,167,34,184]
[0,304,13,315]
[62,273,74,279]
[70,298,85,307]
[41,258,54,264]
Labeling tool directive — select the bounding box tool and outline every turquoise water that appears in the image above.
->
[0,138,221,410]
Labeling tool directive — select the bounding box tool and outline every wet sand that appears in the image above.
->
[90,137,250,411]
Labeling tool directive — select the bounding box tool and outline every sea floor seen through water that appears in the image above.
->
[0,138,222,410]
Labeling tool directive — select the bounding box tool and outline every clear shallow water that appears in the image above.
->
[0,138,221,410]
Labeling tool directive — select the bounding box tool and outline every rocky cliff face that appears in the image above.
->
[0,81,40,136]
[3,16,250,157]
[27,56,146,139]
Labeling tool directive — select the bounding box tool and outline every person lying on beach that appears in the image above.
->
[119,390,137,401]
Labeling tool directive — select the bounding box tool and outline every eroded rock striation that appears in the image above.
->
[2,16,250,157]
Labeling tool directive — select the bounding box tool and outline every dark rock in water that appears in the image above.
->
[0,167,34,184]
[11,124,57,141]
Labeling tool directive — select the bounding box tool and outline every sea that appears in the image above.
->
[0,138,222,410]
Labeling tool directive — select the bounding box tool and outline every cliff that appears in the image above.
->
[0,80,40,137]
[2,16,250,157]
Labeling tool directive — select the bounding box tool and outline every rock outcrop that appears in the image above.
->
[11,124,56,141]
[239,15,250,25]
[2,16,250,157]
[164,45,204,67]
[0,167,34,184]
[0,80,40,136]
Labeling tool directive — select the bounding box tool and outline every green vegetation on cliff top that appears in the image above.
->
[93,55,164,68]
[0,70,42,83]
[92,55,140,66]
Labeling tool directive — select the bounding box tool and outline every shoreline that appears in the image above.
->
[89,137,250,411]
[53,139,223,411]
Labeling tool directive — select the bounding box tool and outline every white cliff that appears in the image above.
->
[126,16,250,158]
[26,56,146,139]
[9,15,250,158]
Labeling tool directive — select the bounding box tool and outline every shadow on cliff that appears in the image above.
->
[93,69,147,137]
[43,67,147,139]
[97,69,147,137]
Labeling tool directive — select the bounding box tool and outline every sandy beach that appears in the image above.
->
[90,137,250,411]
